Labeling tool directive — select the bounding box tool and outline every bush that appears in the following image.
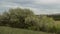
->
[39,16,55,32]
[25,16,40,30]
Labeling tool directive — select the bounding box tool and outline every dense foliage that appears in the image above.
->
[0,8,60,34]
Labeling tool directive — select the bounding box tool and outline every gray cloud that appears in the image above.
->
[0,0,60,14]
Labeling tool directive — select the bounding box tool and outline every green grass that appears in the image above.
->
[0,26,54,34]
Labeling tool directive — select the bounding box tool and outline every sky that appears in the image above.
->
[0,0,60,14]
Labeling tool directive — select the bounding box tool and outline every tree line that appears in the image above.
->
[0,8,60,34]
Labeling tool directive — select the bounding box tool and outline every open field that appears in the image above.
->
[55,21,60,26]
[0,26,54,34]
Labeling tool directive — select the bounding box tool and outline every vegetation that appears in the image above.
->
[0,8,60,34]
[0,26,54,34]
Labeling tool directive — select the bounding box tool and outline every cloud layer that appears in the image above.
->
[0,0,60,14]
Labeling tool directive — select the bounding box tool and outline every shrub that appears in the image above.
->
[25,16,40,31]
[39,16,55,32]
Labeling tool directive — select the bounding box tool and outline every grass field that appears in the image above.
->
[54,21,60,28]
[55,21,60,26]
[0,26,55,34]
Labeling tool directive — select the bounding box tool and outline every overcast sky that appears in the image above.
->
[0,0,60,14]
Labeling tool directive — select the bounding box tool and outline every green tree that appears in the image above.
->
[1,8,34,28]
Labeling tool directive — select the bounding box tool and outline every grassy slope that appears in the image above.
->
[0,26,54,34]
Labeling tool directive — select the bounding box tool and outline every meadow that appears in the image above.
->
[0,26,54,34]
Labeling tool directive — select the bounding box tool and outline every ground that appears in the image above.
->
[0,26,54,34]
